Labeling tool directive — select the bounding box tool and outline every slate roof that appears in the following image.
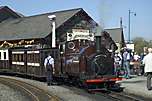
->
[0,6,23,22]
[105,28,126,47]
[105,28,125,43]
[0,8,83,41]
[0,6,4,9]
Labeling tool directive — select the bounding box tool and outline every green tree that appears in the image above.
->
[132,37,148,54]
[148,40,152,47]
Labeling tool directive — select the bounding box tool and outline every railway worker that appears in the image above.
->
[44,53,55,86]
[143,48,152,90]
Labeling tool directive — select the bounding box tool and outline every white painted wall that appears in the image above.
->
[0,49,9,60]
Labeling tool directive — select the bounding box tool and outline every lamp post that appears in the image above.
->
[128,10,136,43]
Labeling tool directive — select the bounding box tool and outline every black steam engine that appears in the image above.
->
[61,30,121,91]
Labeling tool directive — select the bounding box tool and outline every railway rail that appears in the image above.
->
[99,90,143,101]
[0,76,144,101]
[0,77,60,101]
[64,85,143,101]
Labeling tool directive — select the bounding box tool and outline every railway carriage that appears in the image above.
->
[0,48,10,71]
[0,47,60,78]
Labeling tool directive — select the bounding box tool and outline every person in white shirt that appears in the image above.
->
[143,48,152,90]
[133,52,141,75]
[44,53,55,86]
[134,52,140,61]
[114,52,122,76]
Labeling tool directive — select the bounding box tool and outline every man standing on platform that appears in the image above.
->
[143,48,152,90]
[123,48,131,79]
[44,53,55,86]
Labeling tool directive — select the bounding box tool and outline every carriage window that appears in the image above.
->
[0,52,1,60]
[3,52,6,60]
[21,54,24,61]
[15,54,18,61]
[19,54,24,62]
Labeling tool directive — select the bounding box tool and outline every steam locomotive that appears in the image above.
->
[60,30,122,91]
[0,29,122,91]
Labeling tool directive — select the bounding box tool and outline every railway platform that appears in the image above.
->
[120,75,152,100]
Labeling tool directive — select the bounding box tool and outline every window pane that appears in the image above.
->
[4,52,6,60]
[0,52,1,60]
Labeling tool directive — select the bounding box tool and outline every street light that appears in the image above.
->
[128,10,136,43]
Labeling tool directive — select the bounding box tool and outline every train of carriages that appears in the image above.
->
[0,30,122,91]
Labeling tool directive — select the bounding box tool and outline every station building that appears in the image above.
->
[0,6,101,70]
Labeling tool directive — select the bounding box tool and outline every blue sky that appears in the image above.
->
[0,0,152,41]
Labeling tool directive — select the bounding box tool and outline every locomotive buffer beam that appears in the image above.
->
[85,77,123,92]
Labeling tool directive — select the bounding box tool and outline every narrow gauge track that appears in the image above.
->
[64,85,143,101]
[0,77,60,101]
[99,90,143,101]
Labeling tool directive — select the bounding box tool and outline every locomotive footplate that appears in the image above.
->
[85,77,123,92]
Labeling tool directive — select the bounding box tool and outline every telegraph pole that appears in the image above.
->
[128,10,136,43]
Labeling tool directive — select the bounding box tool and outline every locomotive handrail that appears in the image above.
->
[93,58,101,75]
[95,54,107,58]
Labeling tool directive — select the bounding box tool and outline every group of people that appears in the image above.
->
[114,48,144,78]
[114,47,152,90]
[114,48,136,78]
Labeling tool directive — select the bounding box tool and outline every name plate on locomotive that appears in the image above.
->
[67,29,94,41]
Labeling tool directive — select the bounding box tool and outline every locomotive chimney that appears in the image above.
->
[95,26,103,53]
[48,15,56,48]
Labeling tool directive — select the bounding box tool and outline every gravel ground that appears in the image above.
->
[0,76,113,101]
[0,83,30,101]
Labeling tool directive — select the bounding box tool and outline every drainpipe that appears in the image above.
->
[48,15,56,48]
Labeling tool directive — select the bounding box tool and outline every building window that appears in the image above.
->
[4,52,6,60]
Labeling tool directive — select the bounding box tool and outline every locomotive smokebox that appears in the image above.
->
[95,26,103,53]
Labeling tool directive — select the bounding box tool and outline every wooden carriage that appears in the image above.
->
[0,47,60,77]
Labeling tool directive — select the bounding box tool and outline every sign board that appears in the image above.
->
[67,29,94,41]
[126,43,135,52]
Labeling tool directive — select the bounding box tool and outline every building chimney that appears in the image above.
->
[48,15,56,48]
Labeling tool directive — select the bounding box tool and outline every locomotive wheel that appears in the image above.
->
[89,54,108,75]
[107,82,123,92]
